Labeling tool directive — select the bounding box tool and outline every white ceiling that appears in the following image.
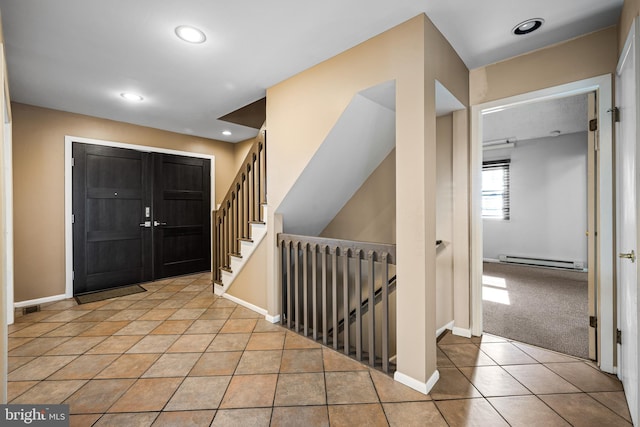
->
[0,0,623,142]
[483,93,589,143]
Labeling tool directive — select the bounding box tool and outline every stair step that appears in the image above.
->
[216,206,268,294]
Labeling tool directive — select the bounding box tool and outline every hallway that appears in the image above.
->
[7,273,631,426]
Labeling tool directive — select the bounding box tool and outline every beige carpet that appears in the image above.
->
[482,262,589,359]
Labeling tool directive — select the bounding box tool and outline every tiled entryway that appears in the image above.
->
[7,273,632,426]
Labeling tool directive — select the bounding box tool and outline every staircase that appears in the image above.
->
[213,126,267,295]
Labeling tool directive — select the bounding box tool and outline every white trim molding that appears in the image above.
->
[64,135,216,298]
[14,294,68,309]
[436,321,455,338]
[221,292,268,317]
[220,291,281,324]
[435,322,472,339]
[394,369,440,395]
[3,122,13,324]
[453,327,472,338]
[265,314,281,324]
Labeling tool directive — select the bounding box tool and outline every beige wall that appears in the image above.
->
[470,26,618,105]
[451,109,471,332]
[0,19,9,402]
[233,137,255,177]
[320,149,396,243]
[267,14,469,388]
[319,114,458,332]
[436,115,453,330]
[12,103,238,302]
[620,0,640,53]
[226,238,267,309]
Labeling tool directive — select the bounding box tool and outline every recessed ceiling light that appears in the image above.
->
[512,18,544,36]
[222,130,232,136]
[550,130,561,136]
[120,92,144,102]
[175,25,206,43]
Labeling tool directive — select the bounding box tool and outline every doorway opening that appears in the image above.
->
[470,75,616,373]
[480,93,592,359]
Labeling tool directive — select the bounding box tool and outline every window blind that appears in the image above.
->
[482,159,510,220]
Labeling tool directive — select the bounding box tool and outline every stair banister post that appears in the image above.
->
[354,248,363,361]
[260,131,267,208]
[381,251,390,373]
[302,241,309,337]
[278,237,285,324]
[212,209,218,284]
[311,243,318,341]
[285,239,293,329]
[293,240,301,332]
[331,246,339,350]
[320,244,329,345]
[342,247,350,355]
[367,250,376,367]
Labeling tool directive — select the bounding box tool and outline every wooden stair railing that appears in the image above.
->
[278,233,396,373]
[213,125,266,285]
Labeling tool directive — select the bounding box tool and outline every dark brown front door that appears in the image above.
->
[72,143,211,295]
[153,153,211,278]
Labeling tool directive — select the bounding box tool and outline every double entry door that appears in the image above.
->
[72,143,211,295]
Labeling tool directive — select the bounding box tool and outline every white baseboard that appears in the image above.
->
[436,321,455,338]
[425,369,440,394]
[14,294,68,308]
[221,292,268,317]
[213,284,225,296]
[265,314,281,324]
[222,293,280,324]
[394,369,440,395]
[483,258,501,263]
[436,321,471,339]
[453,327,472,338]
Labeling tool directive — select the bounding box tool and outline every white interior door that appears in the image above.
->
[587,92,597,361]
[616,18,639,426]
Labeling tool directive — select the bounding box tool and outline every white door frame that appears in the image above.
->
[615,16,640,424]
[1,41,11,403]
[470,74,615,373]
[64,135,216,299]
[3,79,12,325]
[3,122,12,325]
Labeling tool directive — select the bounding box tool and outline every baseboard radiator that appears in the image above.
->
[498,254,584,270]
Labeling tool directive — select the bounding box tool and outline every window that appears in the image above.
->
[482,159,510,220]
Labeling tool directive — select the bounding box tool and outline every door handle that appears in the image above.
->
[139,221,151,228]
[619,250,636,263]
[154,221,167,226]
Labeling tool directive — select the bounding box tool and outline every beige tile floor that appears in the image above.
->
[7,273,633,426]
